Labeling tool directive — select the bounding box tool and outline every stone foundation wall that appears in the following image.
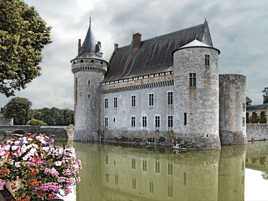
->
[101,129,221,150]
[0,125,73,141]
[247,124,268,141]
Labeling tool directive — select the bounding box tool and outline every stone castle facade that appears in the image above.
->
[71,20,247,149]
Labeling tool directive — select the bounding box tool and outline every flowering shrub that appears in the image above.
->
[0,134,82,201]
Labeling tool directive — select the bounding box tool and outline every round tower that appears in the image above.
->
[219,74,247,145]
[71,22,108,142]
[173,40,221,150]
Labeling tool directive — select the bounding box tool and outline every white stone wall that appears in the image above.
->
[100,85,174,137]
[173,47,220,149]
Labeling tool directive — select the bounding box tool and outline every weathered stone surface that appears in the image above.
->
[247,124,268,141]
[219,74,247,145]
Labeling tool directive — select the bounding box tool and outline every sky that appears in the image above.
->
[0,0,268,109]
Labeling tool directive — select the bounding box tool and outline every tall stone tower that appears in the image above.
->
[173,39,221,150]
[71,21,108,141]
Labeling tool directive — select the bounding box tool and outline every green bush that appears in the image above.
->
[26,118,47,126]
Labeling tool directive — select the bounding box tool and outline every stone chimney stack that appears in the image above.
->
[132,33,141,49]
[78,39,81,55]
[114,43,119,51]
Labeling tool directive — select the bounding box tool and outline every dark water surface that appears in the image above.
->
[74,141,268,201]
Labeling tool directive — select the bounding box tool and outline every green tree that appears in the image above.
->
[27,118,47,126]
[251,112,259,123]
[260,111,267,124]
[3,97,32,125]
[0,0,51,97]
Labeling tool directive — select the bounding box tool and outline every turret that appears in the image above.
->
[71,20,108,142]
[173,38,221,150]
[263,87,268,104]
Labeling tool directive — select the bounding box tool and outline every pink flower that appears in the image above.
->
[50,168,59,177]
[76,177,80,183]
[64,188,71,195]
[0,180,5,190]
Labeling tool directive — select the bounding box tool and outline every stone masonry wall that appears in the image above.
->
[247,124,268,141]
[219,74,247,145]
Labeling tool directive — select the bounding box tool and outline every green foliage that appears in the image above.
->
[260,111,267,124]
[3,97,32,125]
[0,0,51,97]
[30,108,74,126]
[251,112,259,123]
[246,97,252,106]
[26,118,47,126]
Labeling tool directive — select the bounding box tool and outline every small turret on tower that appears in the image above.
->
[263,87,268,104]
[71,19,108,142]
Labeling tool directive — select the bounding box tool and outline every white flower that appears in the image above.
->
[54,161,62,166]
[12,145,19,151]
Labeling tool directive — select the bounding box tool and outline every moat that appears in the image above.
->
[73,141,268,201]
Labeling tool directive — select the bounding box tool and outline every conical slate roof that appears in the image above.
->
[181,39,210,48]
[80,23,96,55]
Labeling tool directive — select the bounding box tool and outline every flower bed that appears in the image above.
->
[0,134,82,201]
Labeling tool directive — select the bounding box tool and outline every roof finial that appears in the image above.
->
[89,16,92,27]
[204,17,208,24]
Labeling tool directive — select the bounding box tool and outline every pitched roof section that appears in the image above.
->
[105,21,213,82]
[79,23,96,55]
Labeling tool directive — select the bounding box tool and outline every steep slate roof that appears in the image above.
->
[247,104,268,111]
[105,21,213,82]
[79,23,96,55]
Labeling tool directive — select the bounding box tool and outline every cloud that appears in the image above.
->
[0,0,267,109]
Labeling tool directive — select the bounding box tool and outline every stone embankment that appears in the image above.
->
[247,124,268,141]
[0,125,74,141]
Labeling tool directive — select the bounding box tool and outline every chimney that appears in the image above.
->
[114,43,119,50]
[78,39,81,55]
[132,33,141,49]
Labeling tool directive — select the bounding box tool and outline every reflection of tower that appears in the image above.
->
[71,21,108,141]
[218,146,246,201]
[74,144,103,201]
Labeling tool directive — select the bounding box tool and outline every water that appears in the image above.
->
[74,142,268,201]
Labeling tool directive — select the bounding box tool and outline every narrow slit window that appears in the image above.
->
[184,113,187,126]
[104,117,108,128]
[142,116,147,128]
[104,99,108,108]
[168,116,173,128]
[205,54,210,66]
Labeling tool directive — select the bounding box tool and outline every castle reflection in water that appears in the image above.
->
[74,142,268,201]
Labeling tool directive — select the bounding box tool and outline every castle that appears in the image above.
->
[71,20,247,150]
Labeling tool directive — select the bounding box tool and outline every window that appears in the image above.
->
[104,118,108,128]
[143,160,147,171]
[184,113,187,126]
[131,96,136,107]
[149,182,154,193]
[132,159,136,169]
[168,116,173,128]
[243,103,246,112]
[205,54,210,66]
[142,116,147,128]
[131,117,136,127]
[242,117,245,127]
[149,94,154,106]
[88,80,90,86]
[115,175,118,185]
[104,98,108,108]
[184,172,187,185]
[168,163,173,175]
[155,160,160,173]
[114,97,117,108]
[132,178,136,189]
[189,73,196,88]
[105,155,108,164]
[168,92,173,105]
[155,116,160,128]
